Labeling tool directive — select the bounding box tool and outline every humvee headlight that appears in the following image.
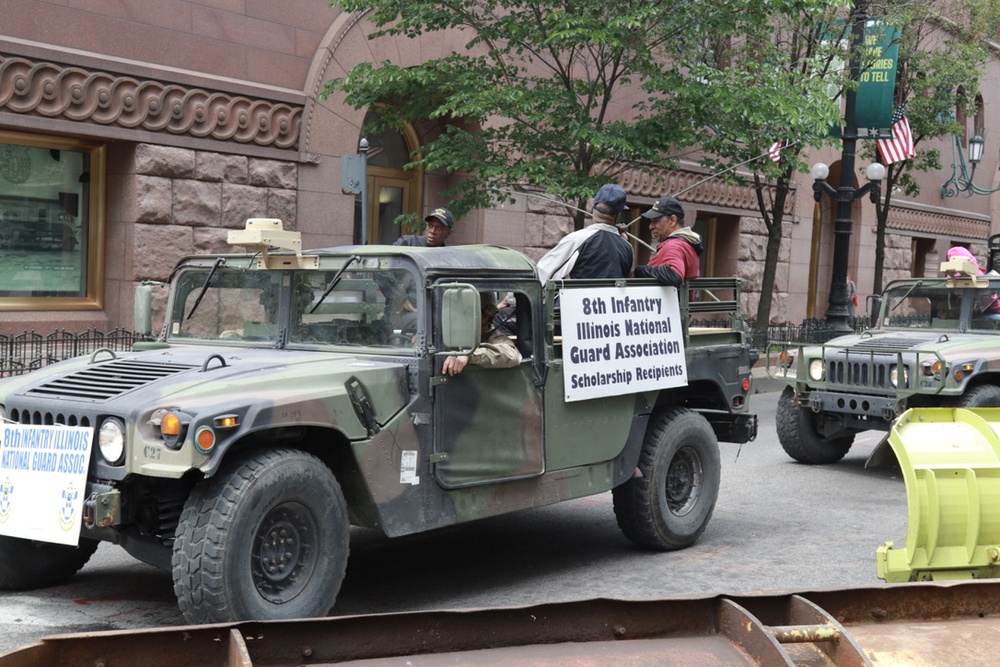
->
[808,359,825,381]
[890,365,909,388]
[98,418,126,465]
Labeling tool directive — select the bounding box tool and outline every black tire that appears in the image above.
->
[776,386,853,464]
[948,384,1000,408]
[172,449,349,624]
[612,408,721,550]
[0,536,99,590]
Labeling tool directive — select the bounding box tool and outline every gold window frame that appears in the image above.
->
[0,130,105,311]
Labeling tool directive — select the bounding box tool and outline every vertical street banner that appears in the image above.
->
[0,424,94,545]
[856,19,901,137]
[559,285,687,402]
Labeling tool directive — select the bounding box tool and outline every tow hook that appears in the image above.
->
[83,490,121,528]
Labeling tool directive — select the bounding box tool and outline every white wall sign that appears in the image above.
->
[560,285,687,402]
[0,424,94,546]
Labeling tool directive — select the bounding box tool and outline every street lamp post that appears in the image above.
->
[812,161,885,332]
[941,131,1000,197]
[809,0,884,334]
[359,137,369,245]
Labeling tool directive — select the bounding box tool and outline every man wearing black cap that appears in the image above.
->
[394,207,455,247]
[634,196,703,287]
[536,184,634,283]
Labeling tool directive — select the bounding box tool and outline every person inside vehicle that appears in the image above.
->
[633,196,703,286]
[944,246,1000,316]
[388,207,456,329]
[442,292,522,375]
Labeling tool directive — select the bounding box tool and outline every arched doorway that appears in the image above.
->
[354,111,424,244]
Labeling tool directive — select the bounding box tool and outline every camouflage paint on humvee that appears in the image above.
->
[0,219,757,624]
[772,259,1000,465]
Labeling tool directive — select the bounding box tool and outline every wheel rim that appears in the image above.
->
[665,446,703,516]
[251,501,317,604]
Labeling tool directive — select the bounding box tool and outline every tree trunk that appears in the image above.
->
[754,173,790,326]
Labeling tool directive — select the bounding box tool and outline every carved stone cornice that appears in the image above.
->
[888,206,989,239]
[0,54,302,149]
[606,162,794,215]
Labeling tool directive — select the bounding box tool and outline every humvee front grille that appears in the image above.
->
[827,359,894,389]
[25,360,196,401]
[7,409,94,427]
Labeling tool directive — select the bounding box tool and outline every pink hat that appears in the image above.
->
[946,246,985,274]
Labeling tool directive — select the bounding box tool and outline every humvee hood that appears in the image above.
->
[2,347,410,434]
[824,330,996,356]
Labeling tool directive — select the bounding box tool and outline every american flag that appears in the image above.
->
[876,106,916,165]
[768,140,783,162]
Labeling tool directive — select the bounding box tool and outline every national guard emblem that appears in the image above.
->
[58,483,80,531]
[0,478,12,523]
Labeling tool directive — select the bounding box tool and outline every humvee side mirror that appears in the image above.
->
[869,295,881,328]
[438,284,480,351]
[135,283,153,337]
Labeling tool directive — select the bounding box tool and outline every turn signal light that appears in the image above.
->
[161,413,182,437]
[195,426,216,453]
[214,414,239,429]
[954,363,975,383]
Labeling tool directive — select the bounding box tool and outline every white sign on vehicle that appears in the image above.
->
[0,424,94,546]
[560,285,687,402]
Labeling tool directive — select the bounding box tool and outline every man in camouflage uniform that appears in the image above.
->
[442,292,521,375]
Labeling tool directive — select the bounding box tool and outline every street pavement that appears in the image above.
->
[0,389,912,658]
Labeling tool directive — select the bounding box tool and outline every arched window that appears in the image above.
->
[353,111,424,244]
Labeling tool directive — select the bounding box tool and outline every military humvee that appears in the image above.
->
[773,256,1000,464]
[0,219,756,624]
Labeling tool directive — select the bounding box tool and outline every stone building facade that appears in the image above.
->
[1,1,998,335]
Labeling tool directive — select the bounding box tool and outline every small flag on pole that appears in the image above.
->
[768,141,783,162]
[876,106,916,165]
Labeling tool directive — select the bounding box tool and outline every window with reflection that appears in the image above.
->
[289,268,418,348]
[0,131,104,309]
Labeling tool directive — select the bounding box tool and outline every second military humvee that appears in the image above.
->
[0,219,756,624]
[773,256,1000,464]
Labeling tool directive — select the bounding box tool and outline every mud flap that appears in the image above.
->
[877,407,1000,582]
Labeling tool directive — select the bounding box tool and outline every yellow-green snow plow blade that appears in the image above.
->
[877,407,1000,582]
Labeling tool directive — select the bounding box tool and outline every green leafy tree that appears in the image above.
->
[677,2,851,326]
[324,0,841,230]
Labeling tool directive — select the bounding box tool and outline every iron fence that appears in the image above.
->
[0,328,143,378]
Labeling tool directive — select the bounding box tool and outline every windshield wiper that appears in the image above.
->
[310,255,361,314]
[186,257,226,320]
[890,280,925,312]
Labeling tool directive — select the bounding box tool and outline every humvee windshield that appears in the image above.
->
[168,262,419,350]
[882,281,1000,331]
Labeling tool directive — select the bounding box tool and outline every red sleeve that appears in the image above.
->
[647,239,688,275]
